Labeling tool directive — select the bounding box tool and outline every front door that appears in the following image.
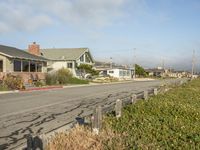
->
[0,60,3,72]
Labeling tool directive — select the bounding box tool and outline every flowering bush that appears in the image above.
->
[3,74,24,90]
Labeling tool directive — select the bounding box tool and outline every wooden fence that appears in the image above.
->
[18,79,188,150]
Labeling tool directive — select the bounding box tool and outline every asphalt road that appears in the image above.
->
[0,79,184,149]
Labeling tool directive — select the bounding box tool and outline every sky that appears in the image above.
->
[0,0,200,72]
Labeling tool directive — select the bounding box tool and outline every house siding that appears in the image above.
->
[49,60,76,75]
[0,55,7,72]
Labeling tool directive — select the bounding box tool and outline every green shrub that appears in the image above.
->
[3,74,24,90]
[46,73,58,85]
[57,68,72,84]
[46,68,88,85]
[34,80,45,87]
[0,84,8,91]
[68,77,89,84]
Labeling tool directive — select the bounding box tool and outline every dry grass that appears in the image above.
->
[47,124,124,150]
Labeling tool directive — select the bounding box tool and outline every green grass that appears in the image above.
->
[0,85,8,91]
[105,79,200,149]
[67,77,89,84]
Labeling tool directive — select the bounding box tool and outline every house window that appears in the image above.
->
[14,60,21,72]
[127,70,130,76]
[30,61,36,72]
[67,63,73,68]
[123,71,126,76]
[0,60,3,72]
[80,55,84,62]
[85,53,90,63]
[37,62,42,72]
[22,61,29,72]
[119,71,123,76]
[109,71,114,73]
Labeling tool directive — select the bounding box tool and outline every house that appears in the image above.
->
[27,42,94,77]
[167,71,192,78]
[94,61,134,79]
[145,68,166,77]
[0,44,48,83]
[106,68,134,80]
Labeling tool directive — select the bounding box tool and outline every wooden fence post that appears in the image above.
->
[143,91,148,100]
[153,88,158,95]
[26,134,33,150]
[26,134,47,150]
[131,94,137,104]
[91,106,102,134]
[115,99,122,118]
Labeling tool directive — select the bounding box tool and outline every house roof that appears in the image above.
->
[0,45,48,61]
[40,48,94,62]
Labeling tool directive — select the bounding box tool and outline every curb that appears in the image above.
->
[0,90,19,95]
[20,86,63,92]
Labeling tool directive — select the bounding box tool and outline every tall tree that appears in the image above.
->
[135,64,147,77]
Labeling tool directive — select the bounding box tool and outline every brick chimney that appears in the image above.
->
[28,42,40,56]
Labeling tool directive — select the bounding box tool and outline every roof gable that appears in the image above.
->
[40,48,94,62]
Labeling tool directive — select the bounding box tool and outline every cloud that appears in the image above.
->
[0,0,128,33]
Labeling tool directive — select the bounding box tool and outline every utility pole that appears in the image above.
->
[192,50,195,77]
[162,59,165,70]
[110,57,113,69]
[133,48,136,79]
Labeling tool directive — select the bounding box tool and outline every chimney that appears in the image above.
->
[28,42,40,56]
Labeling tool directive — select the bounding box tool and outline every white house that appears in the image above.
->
[107,68,134,80]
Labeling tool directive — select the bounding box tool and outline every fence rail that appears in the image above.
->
[17,79,189,150]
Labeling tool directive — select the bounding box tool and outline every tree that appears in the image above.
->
[135,64,147,77]
[77,64,99,76]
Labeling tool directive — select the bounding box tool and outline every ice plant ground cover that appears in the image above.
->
[105,78,200,149]
[48,78,200,150]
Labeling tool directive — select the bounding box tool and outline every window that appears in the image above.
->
[37,62,42,72]
[30,61,36,72]
[22,61,29,72]
[14,60,21,72]
[109,71,114,73]
[123,71,126,76]
[0,60,3,72]
[80,55,84,62]
[67,63,73,68]
[119,71,123,76]
[85,53,91,63]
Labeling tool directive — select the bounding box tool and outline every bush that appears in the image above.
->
[0,84,8,91]
[3,74,24,90]
[34,80,45,87]
[68,77,89,84]
[57,68,72,84]
[46,73,58,85]
[46,68,88,85]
